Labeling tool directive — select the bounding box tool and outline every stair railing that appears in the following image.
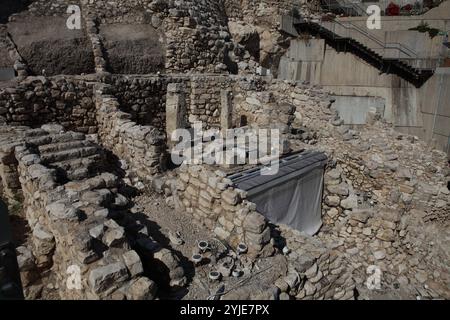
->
[333,20,418,59]
[321,0,367,16]
[284,8,420,60]
[319,18,419,59]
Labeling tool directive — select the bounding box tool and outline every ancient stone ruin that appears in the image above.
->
[0,0,449,301]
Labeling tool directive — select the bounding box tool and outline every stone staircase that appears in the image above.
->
[292,19,435,87]
[0,124,186,299]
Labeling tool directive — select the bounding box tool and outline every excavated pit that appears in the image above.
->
[7,16,95,76]
[0,0,449,302]
[100,24,165,75]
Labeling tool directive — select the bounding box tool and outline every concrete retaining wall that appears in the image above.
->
[277,38,450,155]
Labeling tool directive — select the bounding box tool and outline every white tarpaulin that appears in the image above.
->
[229,150,327,236]
[248,168,324,235]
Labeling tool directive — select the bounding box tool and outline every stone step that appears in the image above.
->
[66,167,91,181]
[51,153,102,173]
[26,132,86,147]
[38,140,93,154]
[40,146,99,164]
[65,172,118,193]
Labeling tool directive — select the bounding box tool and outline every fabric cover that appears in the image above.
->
[229,150,327,235]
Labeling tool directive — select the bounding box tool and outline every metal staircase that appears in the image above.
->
[321,0,368,16]
[287,17,434,87]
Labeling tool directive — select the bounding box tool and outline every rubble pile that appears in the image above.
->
[272,81,450,299]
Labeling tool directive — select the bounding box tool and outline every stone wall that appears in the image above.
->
[318,132,450,297]
[231,78,330,132]
[187,75,233,127]
[274,76,450,298]
[160,0,233,73]
[174,164,272,257]
[0,127,27,205]
[94,83,166,183]
[224,0,321,22]
[2,0,323,77]
[0,76,97,133]
[274,225,356,300]
[81,0,235,73]
[1,125,186,299]
[7,126,157,299]
[172,162,355,300]
[109,74,235,131]
[109,76,170,130]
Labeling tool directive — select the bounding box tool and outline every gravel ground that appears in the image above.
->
[133,191,284,300]
[133,191,217,299]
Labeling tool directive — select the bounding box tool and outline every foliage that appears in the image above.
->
[409,22,442,39]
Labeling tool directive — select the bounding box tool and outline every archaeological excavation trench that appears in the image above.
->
[0,0,449,301]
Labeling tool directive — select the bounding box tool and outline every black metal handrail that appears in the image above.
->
[321,0,368,16]
[327,19,419,58]
[289,16,435,87]
[285,9,420,60]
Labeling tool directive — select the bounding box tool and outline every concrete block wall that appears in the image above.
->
[278,37,450,155]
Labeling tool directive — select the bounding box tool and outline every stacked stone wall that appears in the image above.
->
[0,76,97,133]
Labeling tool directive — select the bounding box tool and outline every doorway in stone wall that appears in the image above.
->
[240,115,248,127]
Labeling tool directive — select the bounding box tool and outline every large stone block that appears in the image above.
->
[88,262,129,294]
[124,277,157,300]
[122,250,144,278]
[245,226,271,245]
[242,211,266,234]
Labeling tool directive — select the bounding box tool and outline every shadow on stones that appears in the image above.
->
[0,0,31,24]
[128,211,195,300]
[269,223,287,252]
[9,214,30,247]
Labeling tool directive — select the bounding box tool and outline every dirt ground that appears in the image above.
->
[133,191,286,300]
[100,24,165,74]
[7,16,95,75]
